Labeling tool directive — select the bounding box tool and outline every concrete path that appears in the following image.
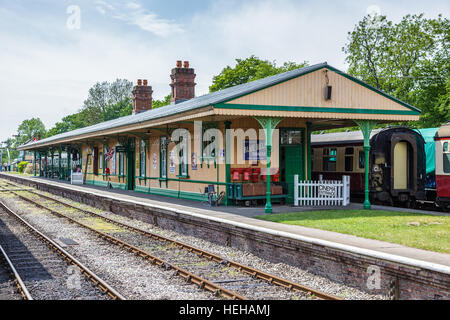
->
[2,173,449,269]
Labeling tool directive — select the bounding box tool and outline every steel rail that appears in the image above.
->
[0,200,126,300]
[9,185,340,300]
[0,244,33,300]
[5,190,246,300]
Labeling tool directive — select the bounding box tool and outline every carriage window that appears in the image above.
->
[444,142,450,173]
[323,148,337,171]
[345,147,354,172]
[358,151,365,169]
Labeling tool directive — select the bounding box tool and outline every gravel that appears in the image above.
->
[27,187,386,300]
[0,191,218,300]
[0,180,386,300]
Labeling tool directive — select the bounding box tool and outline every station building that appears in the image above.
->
[18,61,421,212]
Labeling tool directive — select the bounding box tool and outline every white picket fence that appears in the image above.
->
[71,171,83,185]
[294,175,350,206]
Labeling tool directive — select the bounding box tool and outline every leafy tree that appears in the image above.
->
[343,13,449,128]
[16,118,46,145]
[153,94,171,108]
[209,56,309,92]
[82,79,133,126]
[46,80,134,137]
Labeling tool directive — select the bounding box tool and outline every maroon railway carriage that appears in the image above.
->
[311,127,428,207]
[435,121,450,209]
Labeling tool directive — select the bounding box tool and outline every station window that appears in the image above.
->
[160,137,167,179]
[444,142,450,173]
[358,150,365,169]
[119,152,124,176]
[140,139,146,177]
[177,135,188,177]
[345,147,354,172]
[281,130,302,145]
[202,129,217,160]
[323,148,337,171]
[99,152,103,170]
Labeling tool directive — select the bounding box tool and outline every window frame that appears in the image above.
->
[160,137,167,179]
[344,147,354,172]
[444,142,450,174]
[322,147,337,172]
[140,139,146,177]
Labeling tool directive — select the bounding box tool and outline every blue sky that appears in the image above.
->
[0,0,448,142]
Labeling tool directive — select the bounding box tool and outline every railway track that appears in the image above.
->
[0,244,32,300]
[0,180,340,300]
[0,197,125,300]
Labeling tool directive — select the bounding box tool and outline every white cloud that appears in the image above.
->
[0,0,449,142]
[96,0,184,37]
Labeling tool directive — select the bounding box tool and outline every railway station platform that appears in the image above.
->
[1,173,449,299]
[2,173,449,267]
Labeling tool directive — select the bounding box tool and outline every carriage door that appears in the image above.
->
[280,129,304,203]
[393,141,408,189]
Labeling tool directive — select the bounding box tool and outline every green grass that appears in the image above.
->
[254,210,450,253]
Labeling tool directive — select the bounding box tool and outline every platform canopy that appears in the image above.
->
[18,62,420,151]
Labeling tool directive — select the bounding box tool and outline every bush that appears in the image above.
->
[18,161,29,173]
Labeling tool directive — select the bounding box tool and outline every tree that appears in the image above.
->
[16,118,46,145]
[46,80,134,137]
[153,94,171,108]
[82,79,134,126]
[343,13,449,128]
[209,56,309,92]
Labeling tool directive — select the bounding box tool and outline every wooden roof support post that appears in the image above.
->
[255,116,284,214]
[354,120,377,210]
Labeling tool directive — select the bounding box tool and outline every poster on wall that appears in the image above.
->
[191,152,198,170]
[152,153,157,170]
[169,151,175,174]
[243,140,266,161]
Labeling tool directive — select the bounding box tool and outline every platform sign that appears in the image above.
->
[115,146,127,153]
[243,140,266,161]
[318,184,337,197]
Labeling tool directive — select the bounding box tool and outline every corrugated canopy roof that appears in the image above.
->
[19,62,420,150]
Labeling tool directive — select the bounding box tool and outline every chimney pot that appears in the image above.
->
[143,79,148,86]
[176,60,182,68]
[137,79,142,86]
[183,61,189,68]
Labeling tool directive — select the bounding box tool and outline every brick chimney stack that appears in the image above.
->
[132,79,153,114]
[170,60,196,104]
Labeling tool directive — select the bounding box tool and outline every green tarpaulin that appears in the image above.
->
[415,128,438,175]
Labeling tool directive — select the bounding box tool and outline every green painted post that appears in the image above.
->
[67,149,72,181]
[45,153,48,178]
[255,117,283,214]
[354,120,377,210]
[33,151,37,176]
[224,121,231,206]
[58,148,62,180]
